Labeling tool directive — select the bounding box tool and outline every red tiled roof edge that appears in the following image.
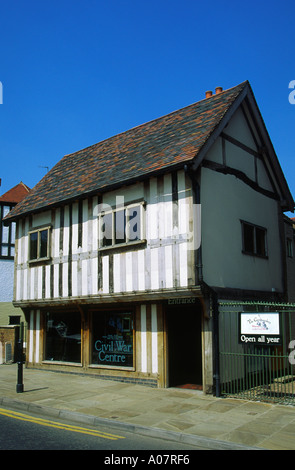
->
[0,181,31,203]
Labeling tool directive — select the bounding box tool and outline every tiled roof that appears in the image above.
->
[0,182,30,204]
[6,81,249,220]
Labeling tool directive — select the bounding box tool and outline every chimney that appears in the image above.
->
[215,86,223,94]
[205,90,213,98]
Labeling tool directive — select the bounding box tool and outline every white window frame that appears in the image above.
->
[98,201,146,250]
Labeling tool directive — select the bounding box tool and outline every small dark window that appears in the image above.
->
[40,229,48,258]
[287,238,293,258]
[29,231,38,260]
[101,212,113,247]
[29,226,51,262]
[9,316,21,325]
[242,221,267,257]
[255,227,266,257]
[243,223,254,253]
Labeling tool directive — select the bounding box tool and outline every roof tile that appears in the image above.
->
[0,182,30,204]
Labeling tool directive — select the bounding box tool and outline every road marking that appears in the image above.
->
[0,407,125,440]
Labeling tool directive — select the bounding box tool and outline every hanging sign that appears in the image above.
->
[239,312,281,345]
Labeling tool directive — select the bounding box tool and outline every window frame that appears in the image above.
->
[28,225,52,263]
[0,203,16,259]
[241,220,268,258]
[98,201,146,251]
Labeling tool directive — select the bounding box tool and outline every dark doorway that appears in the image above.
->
[167,303,202,388]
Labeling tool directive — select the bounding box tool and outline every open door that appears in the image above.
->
[167,303,202,389]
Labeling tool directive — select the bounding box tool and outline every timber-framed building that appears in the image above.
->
[5,81,294,393]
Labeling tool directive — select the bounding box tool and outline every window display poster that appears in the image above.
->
[92,312,133,367]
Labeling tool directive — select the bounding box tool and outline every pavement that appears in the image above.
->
[1,364,295,450]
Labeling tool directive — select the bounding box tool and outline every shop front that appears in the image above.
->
[25,296,209,390]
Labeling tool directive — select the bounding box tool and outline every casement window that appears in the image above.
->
[29,226,51,262]
[0,204,16,259]
[98,202,145,249]
[287,238,293,258]
[241,221,267,258]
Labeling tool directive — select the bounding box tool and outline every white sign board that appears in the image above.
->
[240,313,281,345]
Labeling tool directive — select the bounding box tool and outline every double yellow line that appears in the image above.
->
[0,407,125,441]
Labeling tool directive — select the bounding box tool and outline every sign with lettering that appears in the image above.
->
[167,298,196,305]
[239,312,281,345]
[94,334,133,366]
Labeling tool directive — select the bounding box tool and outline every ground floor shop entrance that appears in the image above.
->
[25,297,209,391]
[167,303,202,389]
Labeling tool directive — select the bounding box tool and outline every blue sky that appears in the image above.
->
[1,0,295,214]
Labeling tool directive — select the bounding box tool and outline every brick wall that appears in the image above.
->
[0,326,19,363]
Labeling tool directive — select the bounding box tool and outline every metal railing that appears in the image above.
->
[218,301,295,405]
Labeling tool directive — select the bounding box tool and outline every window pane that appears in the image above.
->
[115,209,126,244]
[287,238,293,258]
[256,227,266,256]
[128,206,141,241]
[92,312,133,367]
[243,224,254,253]
[30,232,38,260]
[3,206,10,217]
[45,312,81,363]
[11,222,16,243]
[101,213,113,246]
[2,225,9,243]
[1,246,8,256]
[40,229,48,258]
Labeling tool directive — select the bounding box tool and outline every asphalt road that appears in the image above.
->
[0,406,206,455]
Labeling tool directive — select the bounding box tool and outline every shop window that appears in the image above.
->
[92,312,134,368]
[29,226,51,262]
[45,312,81,363]
[99,202,145,249]
[241,221,267,258]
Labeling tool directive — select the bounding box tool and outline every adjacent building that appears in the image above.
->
[0,182,30,362]
[4,81,294,392]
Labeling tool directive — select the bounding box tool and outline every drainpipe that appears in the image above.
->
[184,165,221,396]
[212,291,221,397]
